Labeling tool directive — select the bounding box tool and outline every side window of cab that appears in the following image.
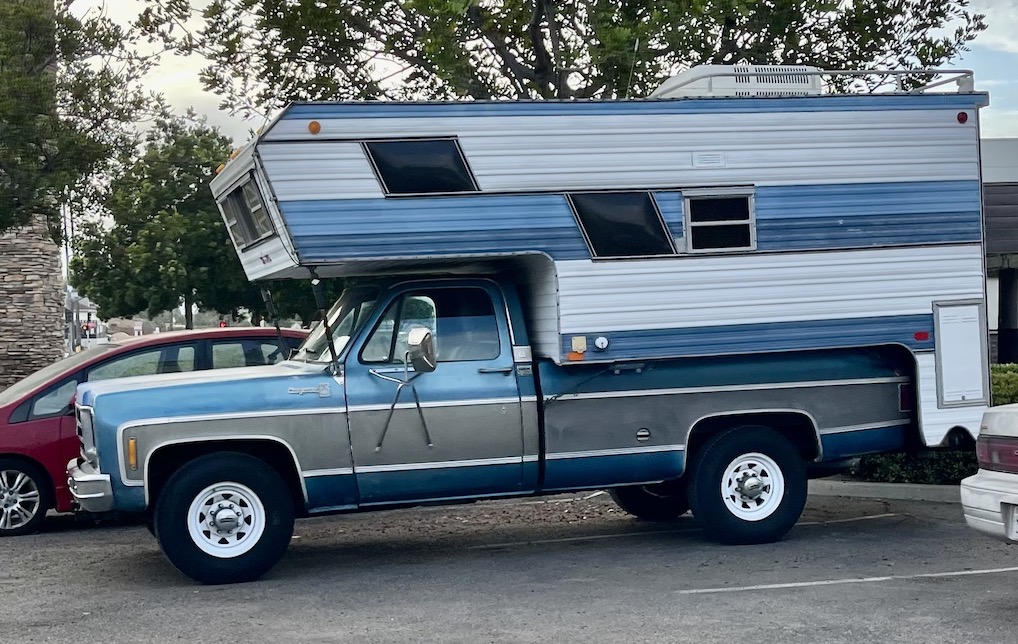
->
[360,287,501,364]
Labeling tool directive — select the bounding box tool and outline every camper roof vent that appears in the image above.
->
[651,64,824,99]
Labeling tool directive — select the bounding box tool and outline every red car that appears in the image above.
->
[0,327,307,536]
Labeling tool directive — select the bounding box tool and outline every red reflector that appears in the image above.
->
[957,111,969,124]
[977,435,1018,474]
[914,331,930,341]
[898,383,914,413]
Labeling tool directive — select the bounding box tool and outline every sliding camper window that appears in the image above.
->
[363,138,479,196]
[220,175,274,248]
[569,191,676,259]
[684,190,756,253]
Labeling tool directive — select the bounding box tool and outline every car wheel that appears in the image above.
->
[0,458,52,537]
[609,480,689,521]
[154,452,294,584]
[688,426,807,545]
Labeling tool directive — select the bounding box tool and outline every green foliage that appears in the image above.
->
[852,365,1018,485]
[0,0,158,238]
[851,450,977,485]
[139,0,986,116]
[70,117,256,328]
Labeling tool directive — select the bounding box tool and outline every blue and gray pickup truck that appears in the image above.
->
[69,65,989,584]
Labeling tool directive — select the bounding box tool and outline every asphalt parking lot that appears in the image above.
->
[2,491,1016,644]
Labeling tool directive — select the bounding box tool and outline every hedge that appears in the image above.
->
[848,364,1018,485]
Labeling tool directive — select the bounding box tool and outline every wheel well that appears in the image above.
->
[146,440,307,516]
[0,453,55,505]
[686,412,820,466]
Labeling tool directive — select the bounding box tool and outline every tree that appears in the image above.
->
[71,117,258,328]
[140,0,986,117]
[0,0,158,238]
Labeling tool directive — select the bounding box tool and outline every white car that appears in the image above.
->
[961,405,1018,543]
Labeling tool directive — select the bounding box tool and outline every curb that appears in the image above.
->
[808,479,960,504]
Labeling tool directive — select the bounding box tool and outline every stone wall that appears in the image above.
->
[0,217,65,390]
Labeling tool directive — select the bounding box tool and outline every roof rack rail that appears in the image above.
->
[650,66,975,99]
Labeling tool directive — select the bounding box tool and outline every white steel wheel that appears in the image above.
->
[187,481,266,558]
[688,426,807,545]
[720,452,784,522]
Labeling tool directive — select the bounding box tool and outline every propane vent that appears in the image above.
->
[651,64,824,99]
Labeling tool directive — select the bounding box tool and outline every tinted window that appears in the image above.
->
[88,345,197,381]
[361,288,500,364]
[687,195,755,252]
[364,139,478,195]
[212,340,290,369]
[570,192,675,258]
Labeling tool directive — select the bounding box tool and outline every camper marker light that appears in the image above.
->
[914,331,930,341]
[215,163,225,174]
[308,120,322,135]
[957,112,968,124]
[127,437,138,471]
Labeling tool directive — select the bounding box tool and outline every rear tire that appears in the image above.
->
[688,426,807,545]
[154,452,294,584]
[0,458,52,537]
[609,480,689,521]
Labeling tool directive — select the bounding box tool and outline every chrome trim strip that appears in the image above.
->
[357,456,524,473]
[548,376,909,402]
[820,420,910,435]
[522,454,540,463]
[303,467,355,477]
[348,396,535,414]
[546,444,685,460]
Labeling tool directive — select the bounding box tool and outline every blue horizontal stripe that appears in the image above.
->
[355,462,524,503]
[755,180,981,250]
[562,314,935,361]
[542,450,685,491]
[821,425,909,459]
[305,473,358,510]
[279,93,987,121]
[282,193,590,262]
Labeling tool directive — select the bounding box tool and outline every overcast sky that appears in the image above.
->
[81,0,1018,145]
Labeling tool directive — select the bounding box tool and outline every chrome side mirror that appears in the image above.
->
[406,326,437,373]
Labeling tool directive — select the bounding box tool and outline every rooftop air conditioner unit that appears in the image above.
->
[651,64,824,99]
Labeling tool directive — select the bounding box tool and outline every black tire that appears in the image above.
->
[0,457,52,537]
[688,426,807,545]
[609,480,689,521]
[154,452,295,584]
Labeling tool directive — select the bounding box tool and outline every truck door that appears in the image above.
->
[344,283,526,504]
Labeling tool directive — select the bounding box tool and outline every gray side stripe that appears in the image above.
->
[548,376,909,402]
[349,396,537,414]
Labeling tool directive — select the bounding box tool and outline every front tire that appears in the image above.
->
[154,452,295,584]
[688,426,807,545]
[0,458,51,537]
[609,480,689,521]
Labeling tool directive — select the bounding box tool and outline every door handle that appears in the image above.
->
[478,366,514,375]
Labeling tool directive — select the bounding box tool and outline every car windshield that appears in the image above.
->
[0,343,122,405]
[291,286,379,363]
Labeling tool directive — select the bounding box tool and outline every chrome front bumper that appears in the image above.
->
[66,459,114,513]
[960,469,1018,544]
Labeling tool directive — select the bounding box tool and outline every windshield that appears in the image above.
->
[0,343,122,405]
[292,286,379,363]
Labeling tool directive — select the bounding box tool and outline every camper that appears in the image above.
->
[69,66,990,585]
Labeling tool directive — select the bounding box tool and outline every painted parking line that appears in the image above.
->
[469,512,898,550]
[675,566,1018,595]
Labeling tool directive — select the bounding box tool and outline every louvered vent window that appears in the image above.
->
[569,192,676,259]
[685,191,756,252]
[364,138,479,196]
[219,174,275,248]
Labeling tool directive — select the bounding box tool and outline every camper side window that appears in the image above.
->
[685,193,756,253]
[220,176,274,248]
[569,192,676,259]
